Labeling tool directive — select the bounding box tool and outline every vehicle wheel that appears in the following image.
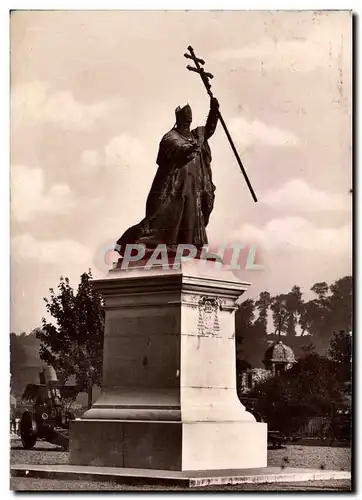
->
[20,412,38,449]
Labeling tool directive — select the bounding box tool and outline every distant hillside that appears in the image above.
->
[9,330,101,406]
[10,330,42,398]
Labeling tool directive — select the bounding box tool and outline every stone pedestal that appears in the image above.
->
[69,259,267,471]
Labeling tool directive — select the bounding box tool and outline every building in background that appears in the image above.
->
[239,340,296,393]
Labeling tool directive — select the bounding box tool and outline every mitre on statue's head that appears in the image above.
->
[175,103,192,123]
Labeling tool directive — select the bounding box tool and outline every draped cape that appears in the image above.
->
[116,123,216,252]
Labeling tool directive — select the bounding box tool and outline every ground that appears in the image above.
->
[11,477,352,491]
[10,439,352,491]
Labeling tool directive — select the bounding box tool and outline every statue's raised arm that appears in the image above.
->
[204,97,220,139]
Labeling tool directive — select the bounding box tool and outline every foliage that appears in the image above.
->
[285,286,303,336]
[37,270,105,407]
[328,330,352,364]
[270,293,289,336]
[235,298,255,360]
[236,359,252,373]
[235,297,270,369]
[236,276,353,430]
[250,367,271,385]
[303,277,352,340]
[328,330,352,385]
[300,341,316,354]
[250,353,345,434]
[269,287,303,337]
[254,291,271,334]
[329,277,353,332]
[235,275,352,370]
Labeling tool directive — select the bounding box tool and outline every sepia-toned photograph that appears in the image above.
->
[10,9,352,491]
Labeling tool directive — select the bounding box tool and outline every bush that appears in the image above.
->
[250,353,345,434]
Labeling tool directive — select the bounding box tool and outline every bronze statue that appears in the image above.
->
[116,97,220,253]
[116,46,258,257]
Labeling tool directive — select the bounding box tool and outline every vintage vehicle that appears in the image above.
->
[19,367,79,451]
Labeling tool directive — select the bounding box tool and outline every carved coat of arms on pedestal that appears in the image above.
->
[197,297,220,336]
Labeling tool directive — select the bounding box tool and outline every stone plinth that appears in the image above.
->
[69,259,267,470]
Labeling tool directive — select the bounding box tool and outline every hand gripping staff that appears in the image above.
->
[184,46,258,203]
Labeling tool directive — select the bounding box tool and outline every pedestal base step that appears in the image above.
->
[69,418,267,470]
[10,464,351,488]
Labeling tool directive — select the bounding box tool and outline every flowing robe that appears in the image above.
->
[116,107,218,251]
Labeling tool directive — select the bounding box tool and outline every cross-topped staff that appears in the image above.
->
[184,46,258,203]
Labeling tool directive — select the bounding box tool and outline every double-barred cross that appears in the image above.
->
[185,46,258,203]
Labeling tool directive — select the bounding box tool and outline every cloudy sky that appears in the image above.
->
[10,10,352,333]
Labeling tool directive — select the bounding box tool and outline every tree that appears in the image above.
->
[308,277,352,338]
[285,286,303,336]
[311,281,329,300]
[300,341,316,354]
[328,330,352,385]
[254,291,271,335]
[37,270,105,409]
[270,294,289,337]
[235,298,270,369]
[307,281,332,338]
[297,276,352,355]
[329,277,353,333]
[235,298,255,353]
[251,353,345,435]
[235,275,352,367]
[299,300,317,336]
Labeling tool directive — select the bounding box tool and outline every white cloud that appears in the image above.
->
[261,179,351,213]
[211,19,349,73]
[96,133,156,230]
[11,81,110,130]
[212,39,324,72]
[237,216,351,256]
[104,134,148,169]
[11,164,76,221]
[80,134,148,174]
[229,116,298,149]
[11,233,93,265]
[81,149,100,170]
